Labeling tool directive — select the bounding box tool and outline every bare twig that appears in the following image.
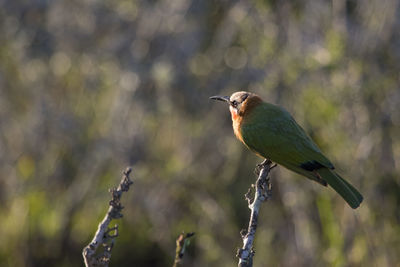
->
[173,232,195,267]
[237,159,273,267]
[82,167,134,267]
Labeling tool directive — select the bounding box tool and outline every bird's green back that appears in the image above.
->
[240,102,334,176]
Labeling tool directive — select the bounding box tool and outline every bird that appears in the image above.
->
[210,91,363,209]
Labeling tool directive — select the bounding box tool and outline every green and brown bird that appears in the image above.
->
[211,91,363,209]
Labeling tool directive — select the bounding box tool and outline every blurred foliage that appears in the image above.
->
[0,0,399,266]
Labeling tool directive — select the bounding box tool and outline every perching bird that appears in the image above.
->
[210,91,363,209]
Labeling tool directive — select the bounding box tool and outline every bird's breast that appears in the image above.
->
[230,106,245,143]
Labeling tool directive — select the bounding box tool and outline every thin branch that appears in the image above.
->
[82,167,134,267]
[237,160,274,267]
[173,232,195,267]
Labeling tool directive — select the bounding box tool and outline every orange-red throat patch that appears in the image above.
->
[229,106,238,120]
[230,105,243,143]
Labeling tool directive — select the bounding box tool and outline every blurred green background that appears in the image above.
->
[1,0,399,266]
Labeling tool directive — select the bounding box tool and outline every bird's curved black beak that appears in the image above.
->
[210,95,230,103]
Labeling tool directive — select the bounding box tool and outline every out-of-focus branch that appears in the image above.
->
[173,232,195,267]
[82,167,134,267]
[237,160,274,267]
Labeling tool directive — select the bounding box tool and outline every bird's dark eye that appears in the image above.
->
[231,100,238,107]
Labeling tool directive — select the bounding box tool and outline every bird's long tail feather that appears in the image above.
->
[317,168,363,209]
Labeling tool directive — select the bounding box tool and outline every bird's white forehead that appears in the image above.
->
[230,91,250,102]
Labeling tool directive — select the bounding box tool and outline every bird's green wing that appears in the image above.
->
[240,103,334,172]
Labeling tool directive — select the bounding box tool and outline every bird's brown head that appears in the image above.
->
[210,91,262,120]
